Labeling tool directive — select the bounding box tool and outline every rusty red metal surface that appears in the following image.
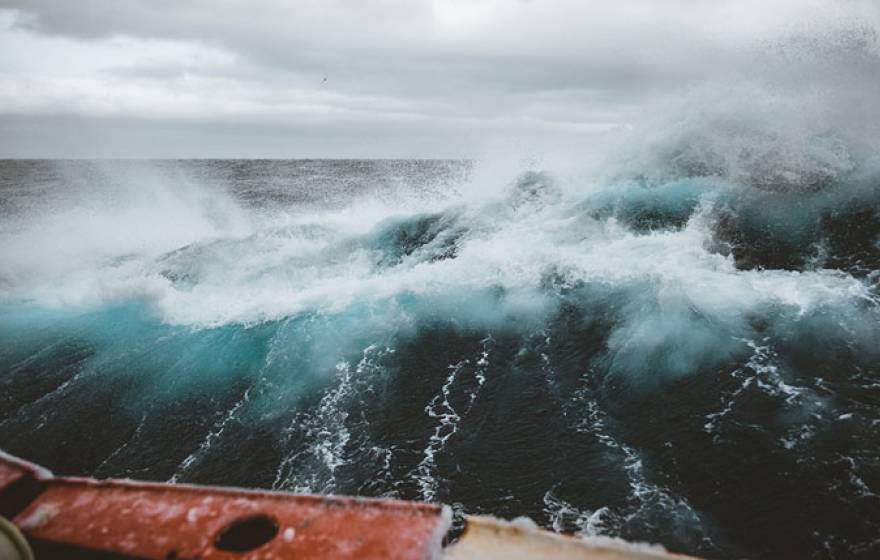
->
[11,475,449,559]
[0,450,51,492]
[0,450,51,520]
[1,451,701,560]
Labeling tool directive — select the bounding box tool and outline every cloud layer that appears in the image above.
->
[0,0,878,157]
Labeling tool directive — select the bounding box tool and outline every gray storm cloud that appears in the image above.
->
[0,0,878,157]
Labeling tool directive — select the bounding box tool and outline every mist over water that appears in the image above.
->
[2,84,880,559]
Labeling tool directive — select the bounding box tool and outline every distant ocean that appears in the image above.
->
[1,156,878,559]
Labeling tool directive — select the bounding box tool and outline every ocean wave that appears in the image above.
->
[2,89,880,557]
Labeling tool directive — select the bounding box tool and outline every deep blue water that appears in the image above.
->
[1,157,879,559]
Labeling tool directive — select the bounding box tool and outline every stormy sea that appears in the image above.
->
[2,118,879,558]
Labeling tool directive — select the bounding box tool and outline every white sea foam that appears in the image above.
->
[1,65,879,398]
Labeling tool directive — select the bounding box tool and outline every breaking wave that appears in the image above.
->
[2,83,880,558]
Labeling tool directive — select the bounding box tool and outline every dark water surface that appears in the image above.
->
[1,158,879,559]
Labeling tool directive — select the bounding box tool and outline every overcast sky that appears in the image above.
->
[0,0,878,158]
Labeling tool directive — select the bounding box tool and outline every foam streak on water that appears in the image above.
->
[415,336,492,502]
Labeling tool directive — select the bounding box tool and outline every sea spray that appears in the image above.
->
[2,86,880,559]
